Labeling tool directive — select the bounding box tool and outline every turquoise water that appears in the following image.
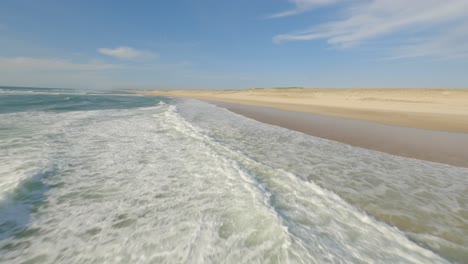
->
[0,87,467,263]
[0,87,164,113]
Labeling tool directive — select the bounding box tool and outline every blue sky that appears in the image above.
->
[1,0,468,89]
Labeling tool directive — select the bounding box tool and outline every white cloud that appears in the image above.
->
[98,46,158,60]
[0,57,126,89]
[0,56,194,89]
[268,0,340,18]
[391,24,468,59]
[273,0,468,58]
[0,57,123,71]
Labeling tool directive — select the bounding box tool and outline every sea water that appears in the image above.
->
[0,87,467,263]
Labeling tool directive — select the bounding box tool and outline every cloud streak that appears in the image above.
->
[273,0,468,58]
[0,56,194,89]
[0,57,124,71]
[98,46,158,60]
[268,0,341,18]
[0,57,126,89]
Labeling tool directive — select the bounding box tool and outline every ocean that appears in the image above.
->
[0,86,467,263]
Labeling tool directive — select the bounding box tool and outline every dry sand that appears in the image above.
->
[134,88,468,134]
[131,88,468,167]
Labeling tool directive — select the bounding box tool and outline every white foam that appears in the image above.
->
[0,111,94,201]
[0,100,460,263]
[176,99,468,263]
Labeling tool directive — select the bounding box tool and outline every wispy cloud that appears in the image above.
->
[0,56,194,89]
[0,57,124,71]
[267,0,340,18]
[273,0,468,58]
[0,57,127,89]
[392,24,468,59]
[98,46,158,60]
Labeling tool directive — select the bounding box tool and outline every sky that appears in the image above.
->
[1,0,468,90]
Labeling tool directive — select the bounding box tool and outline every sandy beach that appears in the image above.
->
[134,88,468,134]
[133,88,468,167]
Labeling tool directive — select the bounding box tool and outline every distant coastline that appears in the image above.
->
[130,88,468,134]
[131,88,468,167]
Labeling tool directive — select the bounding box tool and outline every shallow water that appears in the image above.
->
[0,87,467,263]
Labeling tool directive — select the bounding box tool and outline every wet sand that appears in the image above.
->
[134,88,468,134]
[131,88,468,167]
[215,102,468,168]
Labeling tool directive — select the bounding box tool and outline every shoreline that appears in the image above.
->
[213,102,468,168]
[131,89,468,167]
[132,88,468,134]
